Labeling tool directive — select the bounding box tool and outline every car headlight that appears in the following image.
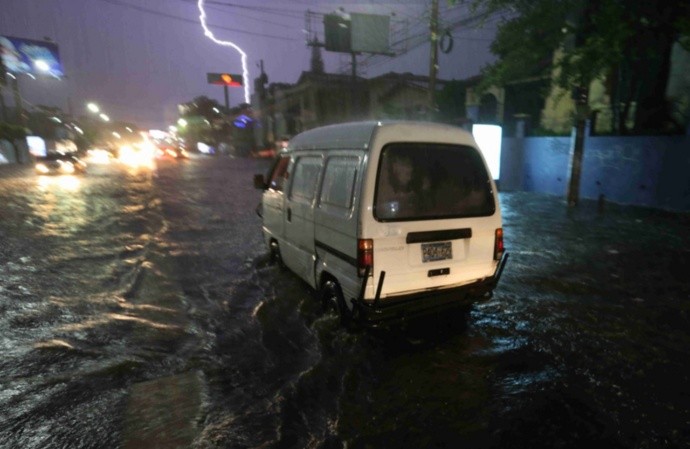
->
[60,161,75,173]
[35,163,49,173]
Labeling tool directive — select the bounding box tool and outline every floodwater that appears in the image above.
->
[0,156,688,448]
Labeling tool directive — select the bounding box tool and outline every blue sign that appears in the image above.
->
[0,35,64,77]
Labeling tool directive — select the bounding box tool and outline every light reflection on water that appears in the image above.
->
[37,174,82,192]
[31,175,90,237]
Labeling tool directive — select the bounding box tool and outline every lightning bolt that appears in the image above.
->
[197,0,251,104]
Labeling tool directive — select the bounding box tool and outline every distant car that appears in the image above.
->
[34,153,87,175]
[155,143,188,160]
[85,148,114,165]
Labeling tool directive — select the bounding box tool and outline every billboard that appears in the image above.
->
[207,72,243,87]
[0,35,64,77]
[351,13,390,54]
[324,14,351,53]
[323,13,390,55]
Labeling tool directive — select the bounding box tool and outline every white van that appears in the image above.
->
[254,121,508,327]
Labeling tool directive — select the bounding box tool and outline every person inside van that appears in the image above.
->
[376,151,419,218]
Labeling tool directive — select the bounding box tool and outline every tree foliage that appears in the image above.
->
[179,96,255,153]
[0,122,26,142]
[466,0,690,133]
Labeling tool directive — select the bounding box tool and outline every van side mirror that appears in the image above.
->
[254,174,267,189]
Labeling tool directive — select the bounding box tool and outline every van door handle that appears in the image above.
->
[287,207,292,222]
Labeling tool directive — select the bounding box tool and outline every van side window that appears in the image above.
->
[289,156,322,203]
[268,154,290,191]
[319,157,358,210]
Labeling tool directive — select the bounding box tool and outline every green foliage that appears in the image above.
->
[0,122,26,141]
[466,0,690,133]
[436,80,467,121]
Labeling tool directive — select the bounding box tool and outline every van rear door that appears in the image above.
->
[370,142,500,297]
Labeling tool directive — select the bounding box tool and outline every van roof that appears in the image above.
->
[288,120,475,152]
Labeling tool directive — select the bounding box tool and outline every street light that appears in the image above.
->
[34,59,51,73]
[99,113,110,122]
[87,103,100,113]
[177,118,188,127]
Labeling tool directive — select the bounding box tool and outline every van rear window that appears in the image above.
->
[374,143,495,221]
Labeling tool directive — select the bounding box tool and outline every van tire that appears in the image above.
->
[320,280,351,326]
[269,240,282,265]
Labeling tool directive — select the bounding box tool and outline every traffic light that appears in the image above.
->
[207,72,243,87]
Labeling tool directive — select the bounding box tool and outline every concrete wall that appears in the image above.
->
[500,131,690,211]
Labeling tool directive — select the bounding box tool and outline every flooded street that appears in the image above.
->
[0,156,688,448]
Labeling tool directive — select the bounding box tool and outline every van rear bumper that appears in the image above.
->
[353,253,509,328]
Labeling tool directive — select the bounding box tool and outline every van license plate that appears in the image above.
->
[422,241,452,262]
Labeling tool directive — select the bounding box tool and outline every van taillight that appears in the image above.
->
[494,228,504,260]
[358,239,373,277]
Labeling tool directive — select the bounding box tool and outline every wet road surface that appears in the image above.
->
[0,156,688,448]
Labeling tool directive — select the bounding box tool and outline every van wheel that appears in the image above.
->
[269,240,282,264]
[320,280,351,326]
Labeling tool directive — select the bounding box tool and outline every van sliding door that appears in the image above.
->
[283,156,323,287]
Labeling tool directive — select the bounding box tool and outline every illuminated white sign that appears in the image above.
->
[472,124,502,181]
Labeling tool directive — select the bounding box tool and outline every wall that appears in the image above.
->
[500,132,690,211]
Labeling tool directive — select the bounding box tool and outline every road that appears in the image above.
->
[0,155,688,448]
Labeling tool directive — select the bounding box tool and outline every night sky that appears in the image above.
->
[1,0,497,128]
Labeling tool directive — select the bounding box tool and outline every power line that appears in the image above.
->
[179,0,306,19]
[356,8,502,74]
[94,0,300,41]
[174,0,298,30]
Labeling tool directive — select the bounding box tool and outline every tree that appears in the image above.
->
[462,0,690,205]
[466,0,690,134]
[436,80,468,124]
[178,96,227,149]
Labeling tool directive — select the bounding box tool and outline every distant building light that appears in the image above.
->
[126,127,134,133]
[177,118,188,127]
[87,103,100,113]
[100,113,110,122]
[27,135,47,157]
[112,132,121,139]
[149,129,167,140]
[197,142,212,154]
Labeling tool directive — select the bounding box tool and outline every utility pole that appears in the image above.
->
[351,52,358,117]
[428,0,439,114]
[0,82,7,122]
[256,59,268,145]
[566,1,591,207]
[11,77,25,128]
[567,84,589,206]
